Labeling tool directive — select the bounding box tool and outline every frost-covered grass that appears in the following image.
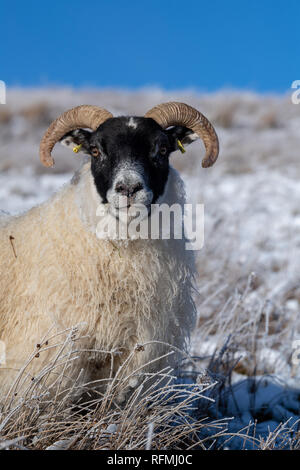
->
[0,333,298,450]
[0,332,232,450]
[0,88,299,449]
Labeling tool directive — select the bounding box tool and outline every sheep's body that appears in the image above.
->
[0,162,196,398]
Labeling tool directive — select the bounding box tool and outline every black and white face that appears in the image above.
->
[61,116,198,218]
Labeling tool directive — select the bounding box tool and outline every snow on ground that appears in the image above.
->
[0,88,299,447]
[187,167,300,388]
[0,167,71,215]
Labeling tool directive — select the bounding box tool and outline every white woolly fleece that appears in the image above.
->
[0,162,197,400]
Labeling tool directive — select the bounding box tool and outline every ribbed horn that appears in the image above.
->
[40,105,113,167]
[145,102,219,167]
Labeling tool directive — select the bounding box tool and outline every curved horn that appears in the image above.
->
[145,102,219,168]
[40,105,113,167]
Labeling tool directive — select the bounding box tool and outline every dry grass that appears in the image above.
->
[0,331,299,450]
[0,332,230,450]
[0,109,12,125]
[19,102,52,126]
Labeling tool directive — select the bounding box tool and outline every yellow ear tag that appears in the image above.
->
[73,144,82,154]
[177,139,186,154]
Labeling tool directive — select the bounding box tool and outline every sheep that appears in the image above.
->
[0,102,219,401]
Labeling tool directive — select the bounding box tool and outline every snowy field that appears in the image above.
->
[0,88,299,449]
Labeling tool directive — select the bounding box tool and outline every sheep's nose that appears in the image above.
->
[115,182,143,197]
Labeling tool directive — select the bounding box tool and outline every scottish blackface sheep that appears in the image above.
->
[0,102,219,401]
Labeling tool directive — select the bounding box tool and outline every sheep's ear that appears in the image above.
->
[166,126,199,153]
[59,129,92,154]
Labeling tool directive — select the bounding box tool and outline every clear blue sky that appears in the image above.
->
[0,0,299,92]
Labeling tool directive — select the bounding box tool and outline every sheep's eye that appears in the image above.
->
[160,146,167,156]
[91,147,100,158]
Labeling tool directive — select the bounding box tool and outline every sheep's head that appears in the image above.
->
[40,103,219,216]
